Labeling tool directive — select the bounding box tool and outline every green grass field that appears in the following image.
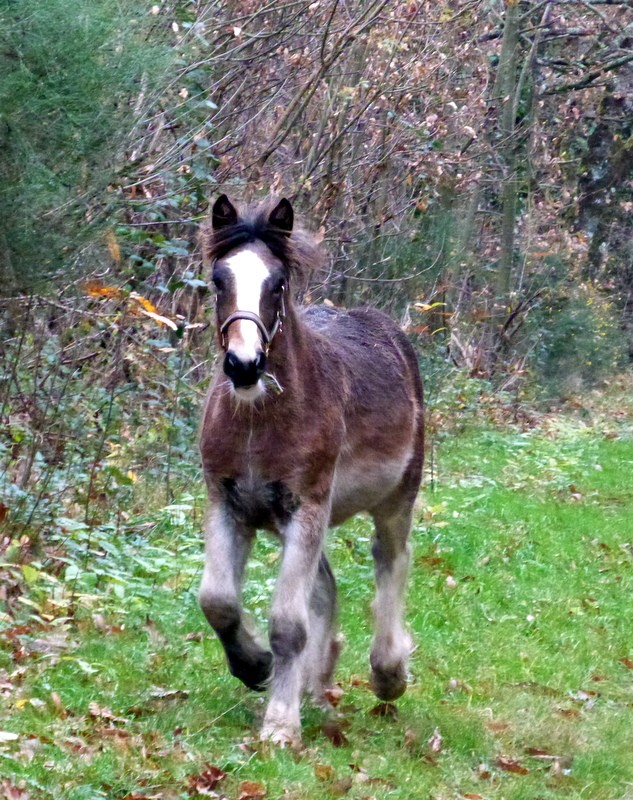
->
[1,393,632,800]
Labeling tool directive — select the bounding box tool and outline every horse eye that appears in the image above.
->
[212,274,224,292]
[271,278,284,296]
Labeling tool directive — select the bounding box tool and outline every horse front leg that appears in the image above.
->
[261,502,328,746]
[369,508,414,701]
[199,504,272,691]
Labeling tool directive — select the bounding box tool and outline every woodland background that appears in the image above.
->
[1,3,633,798]
[0,0,632,563]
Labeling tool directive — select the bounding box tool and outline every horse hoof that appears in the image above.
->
[260,722,301,748]
[370,663,407,701]
[229,650,273,691]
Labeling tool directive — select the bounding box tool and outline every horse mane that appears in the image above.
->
[201,196,323,282]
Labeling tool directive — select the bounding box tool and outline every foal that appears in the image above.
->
[198,195,424,745]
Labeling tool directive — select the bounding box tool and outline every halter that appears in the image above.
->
[219,286,286,355]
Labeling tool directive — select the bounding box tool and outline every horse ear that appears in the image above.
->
[212,195,238,230]
[268,198,294,233]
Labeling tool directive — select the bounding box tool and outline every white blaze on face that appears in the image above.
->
[225,247,271,362]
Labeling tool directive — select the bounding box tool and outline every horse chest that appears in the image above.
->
[220,476,300,529]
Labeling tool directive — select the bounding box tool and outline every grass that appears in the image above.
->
[1,393,633,800]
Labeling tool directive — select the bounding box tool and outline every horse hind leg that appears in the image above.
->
[304,553,341,707]
[369,507,414,702]
[199,506,272,691]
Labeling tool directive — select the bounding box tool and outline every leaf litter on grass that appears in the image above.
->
[2,399,633,799]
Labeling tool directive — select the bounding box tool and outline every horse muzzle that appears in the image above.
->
[224,350,267,389]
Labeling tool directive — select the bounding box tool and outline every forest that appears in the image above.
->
[1,1,632,798]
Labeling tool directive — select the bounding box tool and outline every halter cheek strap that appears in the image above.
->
[219,286,286,354]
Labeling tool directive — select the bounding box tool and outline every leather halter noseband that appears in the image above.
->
[219,286,286,355]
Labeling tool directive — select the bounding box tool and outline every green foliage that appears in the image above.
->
[0,0,171,288]
[0,302,203,544]
[531,284,627,396]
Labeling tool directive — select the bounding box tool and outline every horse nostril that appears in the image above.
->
[223,352,240,380]
[255,351,266,377]
[224,351,266,388]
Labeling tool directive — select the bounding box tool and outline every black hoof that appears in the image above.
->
[228,649,273,691]
[370,663,407,702]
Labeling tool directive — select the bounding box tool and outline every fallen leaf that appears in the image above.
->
[83,282,122,299]
[477,763,492,780]
[556,707,581,719]
[136,307,178,331]
[427,727,443,754]
[0,780,30,800]
[238,780,266,800]
[486,721,510,733]
[321,721,349,747]
[314,763,335,781]
[403,727,420,750]
[331,776,353,795]
[50,692,67,718]
[525,747,555,757]
[618,657,633,670]
[130,292,158,314]
[494,755,529,775]
[324,686,344,707]
[144,617,168,646]
[187,765,227,795]
[88,702,127,724]
[149,687,190,701]
[446,678,473,694]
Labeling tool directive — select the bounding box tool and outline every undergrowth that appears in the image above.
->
[1,376,632,800]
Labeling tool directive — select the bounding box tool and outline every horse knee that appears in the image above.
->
[270,617,307,661]
[199,589,239,636]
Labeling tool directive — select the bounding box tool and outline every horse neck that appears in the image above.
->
[266,303,311,391]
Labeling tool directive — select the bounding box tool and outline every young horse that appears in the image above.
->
[198,195,424,745]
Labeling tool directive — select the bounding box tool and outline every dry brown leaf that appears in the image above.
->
[324,686,344,707]
[494,755,529,775]
[0,780,30,800]
[238,780,266,800]
[486,721,510,733]
[187,764,227,796]
[144,617,168,647]
[331,776,353,795]
[525,747,554,757]
[50,692,67,718]
[88,702,127,724]
[618,657,633,670]
[321,721,349,747]
[556,707,581,718]
[477,763,492,780]
[403,727,420,750]
[314,763,335,781]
